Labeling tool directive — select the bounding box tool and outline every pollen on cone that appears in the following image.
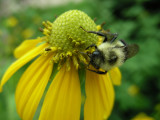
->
[48,10,98,52]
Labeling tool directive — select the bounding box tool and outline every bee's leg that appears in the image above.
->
[96,70,107,74]
[80,26,105,36]
[80,26,108,42]
[87,69,107,74]
[85,44,97,50]
[110,33,118,43]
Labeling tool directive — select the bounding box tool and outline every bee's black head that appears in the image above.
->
[89,50,104,69]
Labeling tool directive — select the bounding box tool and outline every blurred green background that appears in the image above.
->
[0,0,160,120]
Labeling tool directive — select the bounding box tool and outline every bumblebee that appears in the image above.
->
[80,27,139,74]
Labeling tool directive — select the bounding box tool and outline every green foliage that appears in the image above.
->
[0,0,159,120]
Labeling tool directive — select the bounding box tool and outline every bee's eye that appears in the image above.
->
[91,51,100,58]
[90,51,102,69]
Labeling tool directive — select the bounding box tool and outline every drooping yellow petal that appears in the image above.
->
[14,38,43,58]
[15,54,53,120]
[39,63,81,120]
[109,67,121,86]
[84,71,115,120]
[0,43,48,92]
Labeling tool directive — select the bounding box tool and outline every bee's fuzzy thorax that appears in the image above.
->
[97,41,126,71]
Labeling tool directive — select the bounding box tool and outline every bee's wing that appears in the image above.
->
[126,44,139,59]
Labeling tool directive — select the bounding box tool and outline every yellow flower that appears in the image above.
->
[128,85,139,96]
[0,10,121,120]
[6,16,18,27]
[22,28,35,39]
[131,113,155,120]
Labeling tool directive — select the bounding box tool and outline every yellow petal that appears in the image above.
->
[109,67,121,86]
[39,63,81,120]
[84,71,115,120]
[14,38,42,59]
[0,43,48,92]
[15,54,53,120]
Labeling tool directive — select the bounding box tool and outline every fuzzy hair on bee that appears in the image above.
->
[97,40,126,70]
[80,26,139,74]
